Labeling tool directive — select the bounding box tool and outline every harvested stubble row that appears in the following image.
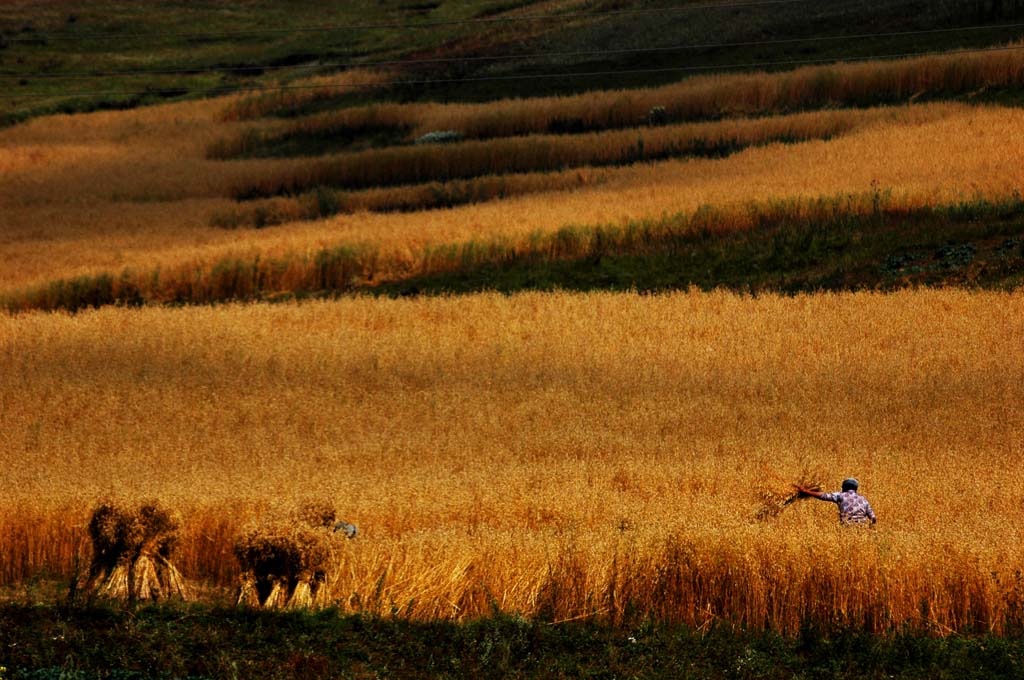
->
[1,290,1023,633]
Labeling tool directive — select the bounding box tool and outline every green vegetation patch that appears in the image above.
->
[3,602,1024,679]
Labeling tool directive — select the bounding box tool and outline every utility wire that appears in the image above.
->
[4,21,1024,81]
[2,0,810,43]
[4,43,1024,101]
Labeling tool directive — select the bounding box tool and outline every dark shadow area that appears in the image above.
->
[3,602,1024,679]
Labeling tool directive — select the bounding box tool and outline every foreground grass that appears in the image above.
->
[3,602,1024,679]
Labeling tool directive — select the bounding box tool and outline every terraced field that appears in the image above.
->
[5,48,1024,310]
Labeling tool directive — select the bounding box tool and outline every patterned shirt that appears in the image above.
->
[819,490,876,525]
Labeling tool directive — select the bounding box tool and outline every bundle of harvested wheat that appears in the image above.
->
[755,476,824,521]
[78,500,189,602]
[234,501,356,609]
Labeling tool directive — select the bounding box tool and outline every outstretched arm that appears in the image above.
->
[796,486,827,500]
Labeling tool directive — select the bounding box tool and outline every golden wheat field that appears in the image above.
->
[2,290,1023,633]
[3,42,1024,636]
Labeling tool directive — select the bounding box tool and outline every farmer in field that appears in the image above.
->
[797,478,876,526]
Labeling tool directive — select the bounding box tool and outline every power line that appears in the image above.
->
[2,0,810,43]
[4,43,1024,101]
[4,21,1024,81]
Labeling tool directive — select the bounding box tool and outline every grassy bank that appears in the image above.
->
[3,603,1024,679]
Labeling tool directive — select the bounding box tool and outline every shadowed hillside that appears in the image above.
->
[4,0,1024,125]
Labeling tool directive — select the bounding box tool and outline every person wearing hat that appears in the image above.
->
[797,478,877,526]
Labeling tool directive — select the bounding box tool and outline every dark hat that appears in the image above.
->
[841,478,859,491]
